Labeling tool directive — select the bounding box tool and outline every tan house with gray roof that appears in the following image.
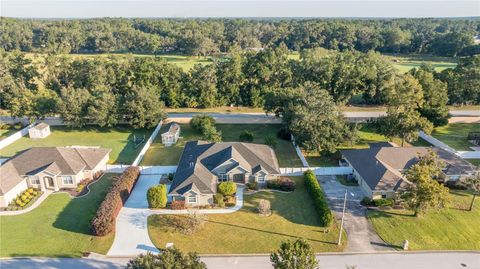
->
[169,141,280,206]
[0,147,110,207]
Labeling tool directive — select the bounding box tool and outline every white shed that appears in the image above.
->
[161,123,180,146]
[28,122,51,139]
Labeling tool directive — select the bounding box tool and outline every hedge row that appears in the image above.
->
[91,166,141,236]
[303,170,333,227]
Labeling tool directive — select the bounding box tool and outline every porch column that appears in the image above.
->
[38,176,46,191]
[53,176,59,191]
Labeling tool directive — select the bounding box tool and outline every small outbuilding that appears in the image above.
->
[28,122,51,139]
[161,123,180,146]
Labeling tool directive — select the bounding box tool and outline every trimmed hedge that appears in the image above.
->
[218,182,237,196]
[303,170,333,227]
[91,166,141,236]
[147,184,168,208]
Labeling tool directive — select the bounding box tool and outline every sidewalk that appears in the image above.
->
[0,190,53,216]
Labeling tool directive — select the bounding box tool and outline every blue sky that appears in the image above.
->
[1,0,479,18]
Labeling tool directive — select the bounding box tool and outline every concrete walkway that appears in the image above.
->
[0,190,53,216]
[318,175,393,252]
[2,251,479,269]
[107,174,245,256]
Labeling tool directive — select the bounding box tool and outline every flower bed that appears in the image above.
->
[5,188,43,211]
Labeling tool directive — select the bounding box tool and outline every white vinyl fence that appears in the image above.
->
[458,151,480,159]
[0,124,33,150]
[280,166,353,176]
[419,131,458,155]
[291,135,309,167]
[131,121,163,166]
[104,164,177,175]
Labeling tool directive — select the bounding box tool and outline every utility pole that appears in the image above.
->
[337,189,347,245]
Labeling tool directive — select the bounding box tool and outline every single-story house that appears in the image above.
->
[0,146,111,207]
[28,122,51,139]
[161,123,180,146]
[341,143,477,200]
[169,140,281,206]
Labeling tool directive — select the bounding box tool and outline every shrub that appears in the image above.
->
[218,182,237,196]
[303,170,333,227]
[214,193,225,207]
[27,188,34,194]
[127,248,206,269]
[277,127,291,141]
[278,178,296,192]
[258,199,271,216]
[361,197,373,206]
[171,200,186,210]
[190,114,222,142]
[20,195,28,202]
[264,135,277,148]
[167,173,174,181]
[91,166,140,236]
[246,182,257,190]
[374,198,394,207]
[267,180,280,189]
[239,131,254,142]
[147,184,168,208]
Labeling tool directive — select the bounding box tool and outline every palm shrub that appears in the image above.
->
[91,166,140,236]
[270,239,318,269]
[303,170,333,227]
[218,182,237,196]
[147,184,168,208]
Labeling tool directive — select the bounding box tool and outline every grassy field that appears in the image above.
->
[384,54,457,73]
[467,159,480,167]
[0,173,116,257]
[431,123,480,151]
[141,123,303,167]
[0,125,152,164]
[148,176,344,253]
[368,190,480,250]
[0,128,17,140]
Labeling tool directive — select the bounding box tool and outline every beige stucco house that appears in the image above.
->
[169,141,280,206]
[0,146,110,207]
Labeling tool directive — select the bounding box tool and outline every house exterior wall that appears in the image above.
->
[0,180,28,207]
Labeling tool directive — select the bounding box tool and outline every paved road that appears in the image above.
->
[318,175,392,252]
[2,252,479,269]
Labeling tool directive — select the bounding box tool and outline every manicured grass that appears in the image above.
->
[0,125,152,164]
[431,123,480,151]
[0,128,17,140]
[467,159,480,167]
[141,123,303,167]
[141,124,203,166]
[368,190,480,250]
[0,173,117,257]
[148,177,344,253]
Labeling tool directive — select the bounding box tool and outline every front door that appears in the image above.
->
[233,174,244,183]
[44,176,55,189]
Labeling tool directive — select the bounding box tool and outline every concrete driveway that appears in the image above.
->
[317,175,393,252]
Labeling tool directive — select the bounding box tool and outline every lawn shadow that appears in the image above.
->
[114,126,153,164]
[368,209,415,218]
[52,175,114,235]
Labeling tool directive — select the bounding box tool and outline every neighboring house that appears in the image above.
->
[341,143,476,200]
[28,122,51,139]
[169,140,280,206]
[0,146,111,207]
[161,123,180,146]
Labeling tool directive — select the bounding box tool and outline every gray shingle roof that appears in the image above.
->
[169,141,280,195]
[0,147,111,195]
[341,146,476,192]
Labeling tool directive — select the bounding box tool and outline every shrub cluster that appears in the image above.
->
[267,177,296,192]
[239,131,254,142]
[91,166,141,236]
[217,182,237,196]
[214,193,225,207]
[264,135,277,148]
[303,170,333,227]
[277,127,291,141]
[171,200,186,210]
[373,198,394,207]
[246,182,257,190]
[147,184,168,208]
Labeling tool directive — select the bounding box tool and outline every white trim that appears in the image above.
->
[60,175,74,185]
[187,195,197,204]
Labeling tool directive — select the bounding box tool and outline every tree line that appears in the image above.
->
[1,17,479,57]
[1,48,478,129]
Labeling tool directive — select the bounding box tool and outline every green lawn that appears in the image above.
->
[0,128,17,140]
[368,190,480,250]
[141,123,303,167]
[467,159,480,167]
[0,125,152,164]
[0,173,117,257]
[430,123,480,151]
[384,54,457,73]
[148,177,344,253]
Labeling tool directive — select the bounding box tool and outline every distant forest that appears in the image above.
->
[1,17,479,57]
